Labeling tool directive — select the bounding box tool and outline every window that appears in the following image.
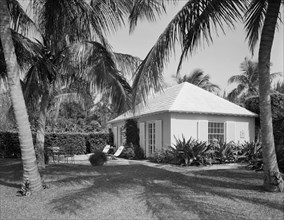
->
[148,122,156,154]
[208,122,224,143]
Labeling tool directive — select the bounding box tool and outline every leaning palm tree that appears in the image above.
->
[130,0,283,191]
[0,0,42,191]
[20,0,140,169]
[176,69,220,93]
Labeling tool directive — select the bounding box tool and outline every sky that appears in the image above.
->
[19,0,283,92]
[107,1,284,92]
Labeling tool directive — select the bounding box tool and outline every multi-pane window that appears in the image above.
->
[148,122,156,154]
[208,122,224,143]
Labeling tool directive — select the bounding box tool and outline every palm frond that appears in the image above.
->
[60,41,132,113]
[90,0,132,34]
[114,52,142,79]
[227,74,249,85]
[7,0,36,33]
[11,30,44,69]
[129,0,168,33]
[244,0,268,54]
[132,0,245,105]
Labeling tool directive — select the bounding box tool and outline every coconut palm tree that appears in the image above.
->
[227,57,280,104]
[17,0,140,169]
[0,0,42,191]
[131,0,284,191]
[176,69,220,93]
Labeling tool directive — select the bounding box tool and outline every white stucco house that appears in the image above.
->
[108,82,257,157]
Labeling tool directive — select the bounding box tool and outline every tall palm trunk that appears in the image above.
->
[0,0,42,191]
[258,0,283,192]
[35,92,49,169]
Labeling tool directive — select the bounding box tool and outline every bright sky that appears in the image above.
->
[20,0,283,92]
[107,1,284,92]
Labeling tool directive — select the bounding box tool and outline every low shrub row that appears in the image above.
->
[0,131,110,158]
[148,136,284,173]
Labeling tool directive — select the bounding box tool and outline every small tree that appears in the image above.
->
[124,119,144,159]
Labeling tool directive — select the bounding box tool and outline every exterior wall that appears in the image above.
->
[110,112,255,157]
[136,113,171,156]
[110,121,125,147]
[170,113,255,145]
[109,112,171,157]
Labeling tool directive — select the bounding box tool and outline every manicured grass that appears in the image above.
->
[0,159,283,220]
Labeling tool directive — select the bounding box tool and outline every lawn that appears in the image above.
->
[0,159,283,220]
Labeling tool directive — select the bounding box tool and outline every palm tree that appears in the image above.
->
[227,57,280,104]
[0,0,42,191]
[18,0,141,169]
[130,0,283,191]
[176,69,220,93]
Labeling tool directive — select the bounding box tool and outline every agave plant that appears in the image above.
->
[172,136,210,166]
[211,142,239,164]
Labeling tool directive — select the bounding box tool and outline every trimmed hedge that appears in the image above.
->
[0,132,109,158]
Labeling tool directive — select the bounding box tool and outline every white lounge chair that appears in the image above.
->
[102,145,111,154]
[114,146,124,157]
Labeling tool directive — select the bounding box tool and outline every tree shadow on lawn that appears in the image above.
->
[45,164,284,220]
[0,159,23,188]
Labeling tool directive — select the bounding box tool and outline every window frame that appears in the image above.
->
[208,122,225,143]
[147,121,156,155]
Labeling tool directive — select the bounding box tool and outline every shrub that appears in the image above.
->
[0,131,110,158]
[210,141,239,164]
[238,141,263,170]
[133,144,145,159]
[148,149,176,164]
[89,151,107,166]
[86,133,109,152]
[120,146,135,159]
[171,136,211,166]
[44,133,86,155]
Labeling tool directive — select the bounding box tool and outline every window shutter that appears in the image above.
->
[155,120,162,152]
[117,126,121,146]
[226,122,235,142]
[198,120,208,142]
[139,122,145,152]
[113,127,118,147]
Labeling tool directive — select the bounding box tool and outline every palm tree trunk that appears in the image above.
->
[0,0,42,191]
[258,0,283,192]
[35,92,49,169]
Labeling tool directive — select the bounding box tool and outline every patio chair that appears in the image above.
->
[48,147,65,163]
[102,145,111,154]
[107,146,124,160]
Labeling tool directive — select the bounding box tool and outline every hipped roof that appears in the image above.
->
[109,82,257,123]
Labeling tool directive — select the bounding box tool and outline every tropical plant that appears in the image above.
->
[175,69,220,93]
[0,0,42,191]
[227,57,280,104]
[19,0,145,169]
[131,0,284,192]
[171,136,210,166]
[210,141,239,164]
[273,80,284,94]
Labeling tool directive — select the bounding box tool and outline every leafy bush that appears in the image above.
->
[210,141,239,164]
[120,146,135,159]
[86,133,109,152]
[133,144,145,159]
[238,141,263,170]
[171,136,211,166]
[44,133,86,155]
[148,149,176,164]
[89,151,107,166]
[0,131,110,158]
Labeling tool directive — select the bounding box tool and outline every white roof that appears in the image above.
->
[109,82,257,123]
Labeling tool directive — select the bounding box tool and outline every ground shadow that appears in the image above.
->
[43,163,283,220]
